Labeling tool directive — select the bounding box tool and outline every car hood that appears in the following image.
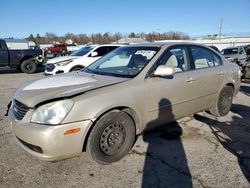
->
[46,56,79,64]
[14,72,130,107]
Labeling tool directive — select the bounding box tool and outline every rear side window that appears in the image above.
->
[190,46,222,69]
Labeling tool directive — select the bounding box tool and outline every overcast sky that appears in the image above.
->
[1,0,250,38]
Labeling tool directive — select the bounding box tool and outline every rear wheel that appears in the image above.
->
[209,86,234,116]
[20,59,37,74]
[87,111,135,164]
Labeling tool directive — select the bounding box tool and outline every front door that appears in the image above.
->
[144,46,197,129]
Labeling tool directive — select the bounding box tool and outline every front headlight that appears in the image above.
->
[56,60,73,66]
[31,99,74,125]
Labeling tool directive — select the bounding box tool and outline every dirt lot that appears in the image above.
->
[0,68,250,188]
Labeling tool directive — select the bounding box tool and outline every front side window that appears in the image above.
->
[85,46,159,78]
[223,48,238,55]
[190,46,221,69]
[93,47,108,56]
[156,47,188,73]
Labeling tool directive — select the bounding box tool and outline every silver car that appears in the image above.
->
[221,45,249,64]
[8,43,241,164]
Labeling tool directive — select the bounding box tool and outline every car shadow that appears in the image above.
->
[0,68,22,74]
[193,104,250,183]
[0,65,45,74]
[142,99,192,188]
[240,85,250,97]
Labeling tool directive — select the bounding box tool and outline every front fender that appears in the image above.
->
[62,83,145,133]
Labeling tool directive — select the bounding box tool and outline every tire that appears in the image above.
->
[87,111,136,164]
[20,59,37,74]
[70,66,84,72]
[209,86,234,117]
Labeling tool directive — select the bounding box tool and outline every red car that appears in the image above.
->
[47,44,67,54]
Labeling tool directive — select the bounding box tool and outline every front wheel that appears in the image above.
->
[87,111,136,164]
[20,59,37,74]
[209,86,234,117]
[70,66,84,72]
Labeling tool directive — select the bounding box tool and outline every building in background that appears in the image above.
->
[155,36,250,51]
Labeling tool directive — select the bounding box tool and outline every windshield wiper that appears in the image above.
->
[84,67,94,73]
[84,68,106,75]
[84,68,132,78]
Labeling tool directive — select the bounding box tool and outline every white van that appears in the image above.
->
[45,44,123,75]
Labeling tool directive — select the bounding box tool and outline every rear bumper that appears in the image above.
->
[8,110,93,161]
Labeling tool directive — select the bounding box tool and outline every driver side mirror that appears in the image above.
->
[90,51,98,57]
[153,65,175,77]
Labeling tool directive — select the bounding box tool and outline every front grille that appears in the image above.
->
[45,63,55,72]
[13,100,29,120]
[17,137,43,153]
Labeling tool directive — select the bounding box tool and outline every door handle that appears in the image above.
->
[185,77,195,83]
[218,71,224,76]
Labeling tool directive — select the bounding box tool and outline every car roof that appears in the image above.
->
[96,43,124,47]
[222,45,247,50]
[127,42,207,48]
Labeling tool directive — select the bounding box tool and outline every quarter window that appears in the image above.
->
[239,47,244,54]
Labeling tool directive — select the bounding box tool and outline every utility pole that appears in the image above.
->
[219,17,223,40]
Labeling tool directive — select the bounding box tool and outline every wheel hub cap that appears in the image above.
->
[99,122,126,156]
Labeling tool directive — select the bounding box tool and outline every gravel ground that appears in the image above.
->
[0,68,250,188]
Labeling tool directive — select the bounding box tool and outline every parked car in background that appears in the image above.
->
[45,44,123,75]
[221,45,250,63]
[0,39,43,73]
[47,43,67,54]
[241,61,250,80]
[221,45,250,81]
[8,43,241,164]
[45,44,68,58]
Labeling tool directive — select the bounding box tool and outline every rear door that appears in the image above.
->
[0,41,9,66]
[188,45,224,110]
[145,45,197,129]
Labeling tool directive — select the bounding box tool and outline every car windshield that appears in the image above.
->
[84,46,159,78]
[222,48,238,55]
[70,46,94,56]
